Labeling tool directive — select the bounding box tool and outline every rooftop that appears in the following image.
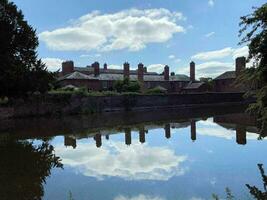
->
[184,82,205,90]
[214,71,236,80]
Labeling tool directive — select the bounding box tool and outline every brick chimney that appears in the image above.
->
[164,65,170,81]
[144,67,147,73]
[123,62,130,79]
[103,63,107,70]
[235,56,246,76]
[62,61,74,75]
[93,62,100,76]
[138,63,144,82]
[190,61,195,82]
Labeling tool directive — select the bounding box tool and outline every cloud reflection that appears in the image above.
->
[114,194,165,200]
[55,141,187,181]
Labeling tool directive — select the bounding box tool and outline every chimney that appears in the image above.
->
[62,61,74,75]
[235,56,246,76]
[144,67,147,73]
[138,63,144,82]
[103,63,107,70]
[190,61,195,82]
[164,65,170,81]
[123,62,130,79]
[93,62,100,76]
[191,120,196,141]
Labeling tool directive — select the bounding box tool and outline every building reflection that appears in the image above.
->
[46,113,265,149]
[191,120,196,141]
[64,136,77,149]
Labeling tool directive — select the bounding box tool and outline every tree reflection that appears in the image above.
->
[0,138,63,200]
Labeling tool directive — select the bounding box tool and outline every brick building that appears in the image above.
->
[58,61,200,93]
[214,57,246,92]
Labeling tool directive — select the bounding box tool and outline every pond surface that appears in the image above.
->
[1,105,267,200]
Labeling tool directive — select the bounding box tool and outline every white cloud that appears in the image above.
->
[177,61,233,78]
[42,57,64,72]
[208,0,215,7]
[39,8,185,52]
[108,64,122,69]
[147,64,165,73]
[192,47,233,61]
[168,55,175,59]
[56,141,187,181]
[80,53,102,58]
[205,32,215,38]
[192,46,249,61]
[114,194,165,200]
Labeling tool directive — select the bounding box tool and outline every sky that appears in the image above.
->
[12,0,266,78]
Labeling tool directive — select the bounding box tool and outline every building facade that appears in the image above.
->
[58,61,199,93]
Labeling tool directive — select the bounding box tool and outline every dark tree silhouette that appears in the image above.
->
[0,0,55,97]
[246,164,267,199]
[0,138,63,200]
[238,3,267,133]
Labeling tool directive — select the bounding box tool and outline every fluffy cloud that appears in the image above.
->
[55,141,187,181]
[208,0,215,7]
[168,55,181,63]
[205,32,215,38]
[39,9,185,52]
[191,46,249,61]
[168,55,175,59]
[147,64,165,73]
[114,195,165,200]
[42,57,64,72]
[192,47,233,61]
[177,61,233,78]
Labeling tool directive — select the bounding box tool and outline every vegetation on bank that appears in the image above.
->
[237,3,267,133]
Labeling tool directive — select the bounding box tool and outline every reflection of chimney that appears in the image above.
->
[64,136,77,149]
[144,67,147,73]
[104,63,107,70]
[164,65,170,81]
[93,62,100,76]
[165,124,171,139]
[94,134,102,148]
[139,127,146,144]
[236,125,247,145]
[191,120,196,141]
[105,135,109,140]
[123,62,130,79]
[62,61,74,75]
[138,63,144,82]
[125,128,132,145]
[190,61,195,82]
[235,57,246,77]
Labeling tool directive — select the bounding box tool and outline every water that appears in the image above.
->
[1,105,267,200]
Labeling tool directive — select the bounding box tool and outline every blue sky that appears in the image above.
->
[13,0,265,78]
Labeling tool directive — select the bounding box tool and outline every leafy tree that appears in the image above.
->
[0,0,54,97]
[238,3,267,133]
[0,138,63,200]
[114,78,141,93]
[200,77,214,91]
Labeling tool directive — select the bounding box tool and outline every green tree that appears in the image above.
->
[114,78,141,93]
[0,138,63,200]
[0,0,54,97]
[238,3,267,133]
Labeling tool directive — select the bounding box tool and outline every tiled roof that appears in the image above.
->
[184,82,205,89]
[214,71,236,80]
[59,72,190,82]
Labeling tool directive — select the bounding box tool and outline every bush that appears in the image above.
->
[114,78,140,93]
[145,87,166,95]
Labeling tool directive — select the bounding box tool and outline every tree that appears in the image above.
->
[238,3,267,133]
[0,138,63,200]
[0,0,54,97]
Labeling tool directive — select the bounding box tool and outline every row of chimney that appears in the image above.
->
[62,61,197,81]
[61,57,246,81]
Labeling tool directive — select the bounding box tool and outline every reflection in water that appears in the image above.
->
[1,107,267,200]
[0,139,62,200]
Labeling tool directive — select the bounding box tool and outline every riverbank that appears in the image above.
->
[0,92,251,119]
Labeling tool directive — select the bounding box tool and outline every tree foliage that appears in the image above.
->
[0,0,55,97]
[238,3,267,133]
[114,78,141,93]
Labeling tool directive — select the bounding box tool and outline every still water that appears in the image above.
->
[1,105,267,200]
